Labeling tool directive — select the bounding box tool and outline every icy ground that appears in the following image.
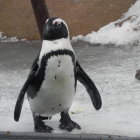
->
[0,41,140,137]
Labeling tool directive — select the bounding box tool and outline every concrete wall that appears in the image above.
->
[0,0,136,40]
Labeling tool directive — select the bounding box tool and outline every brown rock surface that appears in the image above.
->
[0,0,136,40]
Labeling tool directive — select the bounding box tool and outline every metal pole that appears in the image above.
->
[31,0,49,39]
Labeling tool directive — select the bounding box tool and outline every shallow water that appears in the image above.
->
[0,41,140,136]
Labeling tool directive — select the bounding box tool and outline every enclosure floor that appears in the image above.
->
[0,41,140,137]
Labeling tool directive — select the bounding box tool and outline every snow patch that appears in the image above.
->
[72,0,140,45]
[0,32,27,42]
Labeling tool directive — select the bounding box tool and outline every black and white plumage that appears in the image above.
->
[14,17,102,133]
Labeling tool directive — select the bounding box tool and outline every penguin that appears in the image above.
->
[14,17,102,133]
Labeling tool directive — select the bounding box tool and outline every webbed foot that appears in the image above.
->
[33,114,53,133]
[59,112,81,132]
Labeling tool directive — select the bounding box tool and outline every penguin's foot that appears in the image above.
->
[35,124,53,133]
[33,114,53,133]
[59,120,81,132]
[59,112,81,132]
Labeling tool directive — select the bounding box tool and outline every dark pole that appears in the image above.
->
[31,0,49,39]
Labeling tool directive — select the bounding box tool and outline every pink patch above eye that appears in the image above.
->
[53,19,62,25]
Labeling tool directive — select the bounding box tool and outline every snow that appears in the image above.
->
[72,0,140,46]
[0,32,26,42]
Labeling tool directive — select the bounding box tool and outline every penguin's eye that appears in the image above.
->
[54,22,61,28]
[57,23,61,27]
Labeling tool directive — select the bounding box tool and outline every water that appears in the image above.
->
[0,41,140,137]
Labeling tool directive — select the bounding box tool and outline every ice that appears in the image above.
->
[0,42,140,137]
[72,0,140,45]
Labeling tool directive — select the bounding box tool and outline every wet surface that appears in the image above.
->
[0,41,140,136]
[0,42,40,70]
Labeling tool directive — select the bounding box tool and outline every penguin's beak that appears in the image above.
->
[45,23,52,32]
[45,23,58,35]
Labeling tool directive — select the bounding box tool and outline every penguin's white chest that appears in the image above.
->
[29,55,75,117]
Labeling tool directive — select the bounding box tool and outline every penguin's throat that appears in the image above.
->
[38,38,74,64]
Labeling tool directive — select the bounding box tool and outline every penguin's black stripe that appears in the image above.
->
[27,49,76,99]
[44,49,75,64]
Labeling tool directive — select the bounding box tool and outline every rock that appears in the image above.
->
[135,69,140,80]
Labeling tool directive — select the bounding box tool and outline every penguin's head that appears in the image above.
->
[43,17,69,41]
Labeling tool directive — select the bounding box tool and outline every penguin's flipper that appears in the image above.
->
[14,57,39,121]
[76,61,102,110]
